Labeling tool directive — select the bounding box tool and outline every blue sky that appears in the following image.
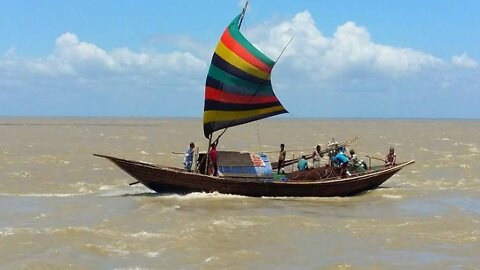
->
[1,0,479,118]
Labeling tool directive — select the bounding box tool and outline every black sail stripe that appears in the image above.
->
[204,100,282,111]
[211,53,270,86]
[204,109,289,135]
[206,77,274,96]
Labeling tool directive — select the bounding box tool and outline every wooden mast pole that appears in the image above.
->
[205,133,213,175]
[238,0,249,29]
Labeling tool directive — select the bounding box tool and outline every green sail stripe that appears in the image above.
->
[228,15,275,68]
[207,65,274,95]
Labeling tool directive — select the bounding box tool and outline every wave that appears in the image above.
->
[98,184,155,197]
[0,192,87,197]
[0,226,169,241]
[155,191,247,200]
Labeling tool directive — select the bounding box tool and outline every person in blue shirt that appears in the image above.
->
[334,147,350,166]
[183,142,195,172]
[333,147,350,177]
[297,155,309,171]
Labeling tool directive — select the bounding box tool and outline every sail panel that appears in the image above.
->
[204,106,287,123]
[227,15,275,68]
[205,100,283,111]
[207,66,274,95]
[203,13,287,138]
[211,53,269,85]
[205,87,280,104]
[215,43,270,80]
[204,108,288,137]
[220,29,272,73]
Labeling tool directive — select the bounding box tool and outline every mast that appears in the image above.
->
[238,0,249,29]
[205,133,213,175]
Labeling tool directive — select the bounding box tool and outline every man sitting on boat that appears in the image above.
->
[349,149,368,172]
[385,147,397,166]
[297,155,309,171]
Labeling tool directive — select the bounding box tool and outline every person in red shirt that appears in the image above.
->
[208,143,218,176]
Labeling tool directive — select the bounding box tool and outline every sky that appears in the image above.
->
[1,0,479,118]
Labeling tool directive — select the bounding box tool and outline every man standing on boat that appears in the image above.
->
[183,142,195,172]
[312,145,323,168]
[209,143,218,176]
[278,144,286,174]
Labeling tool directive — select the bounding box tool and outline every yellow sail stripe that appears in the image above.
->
[203,106,285,124]
[215,42,271,80]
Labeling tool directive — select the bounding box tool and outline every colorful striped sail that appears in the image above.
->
[203,14,288,138]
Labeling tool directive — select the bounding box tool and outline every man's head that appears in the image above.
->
[190,142,195,148]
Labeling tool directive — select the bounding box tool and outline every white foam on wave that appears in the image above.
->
[0,226,169,245]
[98,184,154,197]
[158,191,246,200]
[133,136,147,141]
[130,231,167,239]
[469,147,480,154]
[0,192,83,197]
[212,219,257,229]
[34,213,47,220]
[0,227,16,236]
[146,252,159,258]
[92,167,114,171]
[381,194,403,199]
[205,256,219,263]
[114,267,153,270]
[8,171,29,178]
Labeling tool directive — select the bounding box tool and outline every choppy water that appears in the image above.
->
[0,117,479,269]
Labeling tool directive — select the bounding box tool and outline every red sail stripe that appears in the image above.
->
[220,30,272,73]
[205,87,279,104]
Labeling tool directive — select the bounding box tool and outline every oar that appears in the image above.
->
[129,181,140,185]
[365,155,386,162]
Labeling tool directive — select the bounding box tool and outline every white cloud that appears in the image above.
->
[2,47,16,58]
[249,11,443,81]
[451,53,478,68]
[0,32,207,91]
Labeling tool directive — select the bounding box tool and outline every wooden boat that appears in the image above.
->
[95,2,415,197]
[94,153,414,197]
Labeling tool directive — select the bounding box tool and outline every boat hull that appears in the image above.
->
[94,154,414,197]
